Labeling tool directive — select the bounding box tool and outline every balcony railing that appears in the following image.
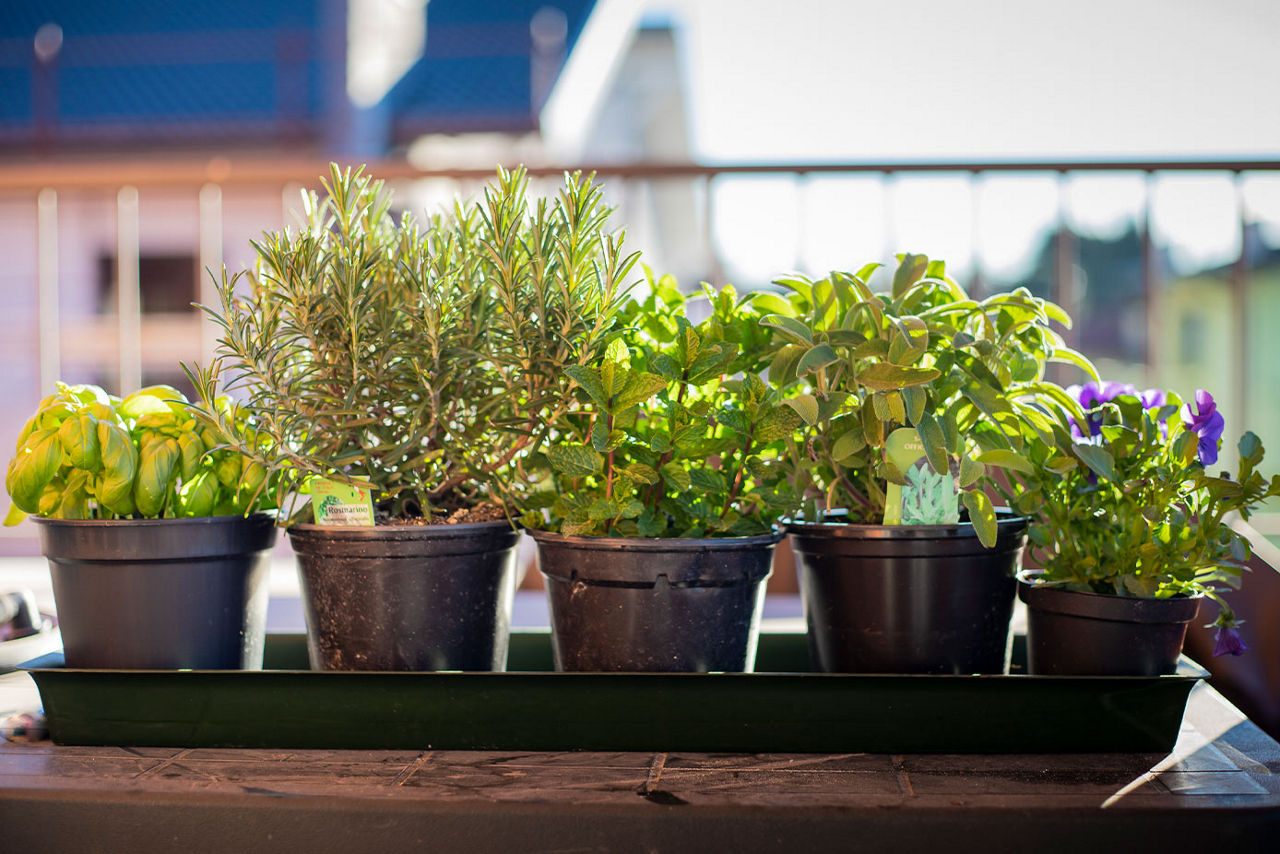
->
[2,155,1279,539]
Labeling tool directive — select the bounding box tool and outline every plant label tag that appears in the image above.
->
[311,478,375,526]
[883,427,958,526]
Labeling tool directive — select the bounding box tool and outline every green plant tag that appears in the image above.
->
[883,427,957,526]
[311,478,375,526]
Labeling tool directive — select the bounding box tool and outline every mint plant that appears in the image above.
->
[5,383,275,523]
[187,164,636,524]
[526,272,801,537]
[762,253,1093,546]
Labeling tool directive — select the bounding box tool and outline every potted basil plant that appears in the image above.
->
[761,254,1092,674]
[4,382,278,669]
[524,272,801,672]
[1005,382,1280,675]
[189,164,636,672]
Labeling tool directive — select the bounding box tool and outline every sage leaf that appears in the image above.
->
[915,412,949,475]
[797,343,839,375]
[975,449,1035,474]
[856,363,941,391]
[958,455,985,488]
[784,394,819,426]
[760,315,813,345]
[961,490,997,548]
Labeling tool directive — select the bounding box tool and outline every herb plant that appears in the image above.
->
[526,271,801,537]
[1001,381,1280,654]
[5,383,273,523]
[760,253,1092,546]
[188,164,636,524]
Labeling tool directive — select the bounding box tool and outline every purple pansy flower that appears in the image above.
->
[1067,380,1135,438]
[1139,388,1167,411]
[1180,389,1225,466]
[1213,624,1248,657]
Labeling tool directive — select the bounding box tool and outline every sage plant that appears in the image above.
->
[761,254,1091,546]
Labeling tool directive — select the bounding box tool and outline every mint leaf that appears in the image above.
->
[548,444,603,477]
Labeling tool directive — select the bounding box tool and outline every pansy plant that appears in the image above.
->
[998,381,1280,654]
[526,271,801,538]
[759,253,1091,547]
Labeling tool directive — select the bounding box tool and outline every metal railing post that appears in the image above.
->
[198,183,223,365]
[116,186,142,394]
[1141,172,1160,386]
[36,188,60,393]
[1231,171,1249,442]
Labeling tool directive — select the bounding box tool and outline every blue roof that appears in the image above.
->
[0,0,596,151]
[381,0,596,140]
[0,0,333,148]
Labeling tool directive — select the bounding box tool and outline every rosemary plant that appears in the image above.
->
[188,164,637,523]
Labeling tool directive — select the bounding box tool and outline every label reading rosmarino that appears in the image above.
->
[310,477,375,526]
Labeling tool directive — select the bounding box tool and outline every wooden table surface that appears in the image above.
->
[1,680,1278,853]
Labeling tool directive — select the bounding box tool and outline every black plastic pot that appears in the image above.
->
[35,514,276,670]
[530,530,779,672]
[287,521,520,672]
[788,514,1028,674]
[1018,570,1202,676]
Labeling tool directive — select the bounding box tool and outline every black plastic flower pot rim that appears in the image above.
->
[528,529,782,586]
[32,513,278,560]
[785,512,1027,541]
[1017,569,1203,624]
[287,520,520,558]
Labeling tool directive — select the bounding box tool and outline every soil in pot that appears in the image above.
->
[1018,570,1202,676]
[530,530,778,672]
[788,513,1028,674]
[36,514,276,670]
[288,521,520,672]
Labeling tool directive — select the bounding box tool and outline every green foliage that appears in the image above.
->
[761,253,1092,546]
[4,383,274,524]
[1001,390,1280,606]
[527,270,801,537]
[187,164,637,523]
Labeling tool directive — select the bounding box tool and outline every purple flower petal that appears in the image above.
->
[1070,380,1135,437]
[1195,388,1214,413]
[1139,388,1167,410]
[1181,389,1225,466]
[1213,625,1248,657]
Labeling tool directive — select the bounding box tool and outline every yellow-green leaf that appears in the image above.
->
[975,449,1035,474]
[58,414,101,472]
[548,444,604,478]
[134,437,179,517]
[915,412,949,475]
[961,490,997,548]
[783,394,819,426]
[856,363,941,392]
[958,455,985,488]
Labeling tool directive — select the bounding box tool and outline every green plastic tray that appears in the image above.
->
[25,632,1206,753]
